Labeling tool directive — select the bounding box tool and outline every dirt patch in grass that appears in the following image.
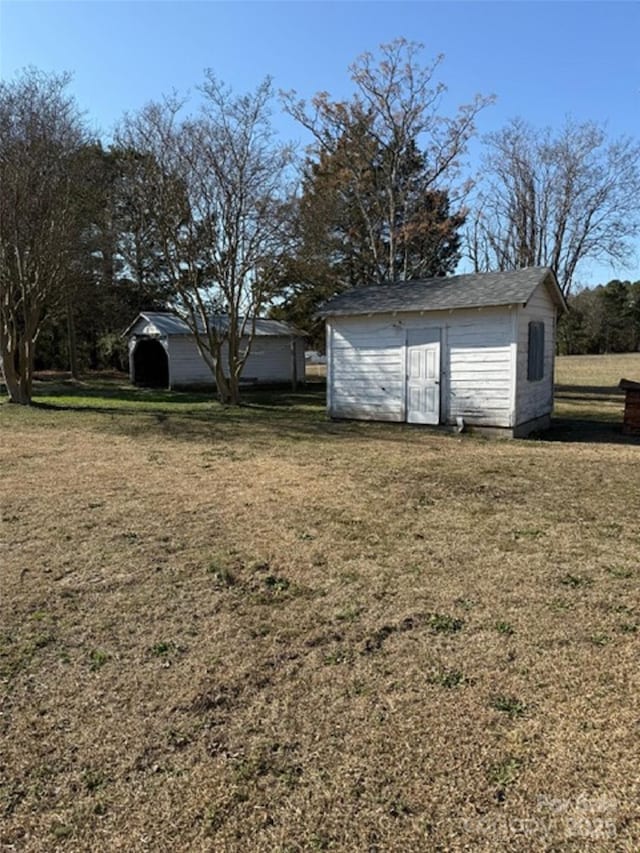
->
[1,363,640,850]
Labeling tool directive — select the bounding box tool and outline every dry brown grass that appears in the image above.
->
[1,358,640,851]
[555,353,640,426]
[304,363,327,380]
[556,352,640,388]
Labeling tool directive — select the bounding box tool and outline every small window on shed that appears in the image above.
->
[528,321,545,382]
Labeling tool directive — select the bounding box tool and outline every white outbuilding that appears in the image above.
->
[124,312,306,389]
[319,267,567,437]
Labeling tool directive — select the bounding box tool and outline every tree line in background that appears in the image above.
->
[2,40,640,404]
[559,279,640,355]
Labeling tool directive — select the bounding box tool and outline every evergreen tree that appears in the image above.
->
[274,116,466,348]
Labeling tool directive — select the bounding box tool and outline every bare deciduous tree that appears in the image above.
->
[0,69,86,404]
[282,38,494,284]
[468,117,640,296]
[116,75,294,404]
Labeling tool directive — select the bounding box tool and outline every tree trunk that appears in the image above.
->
[66,291,79,379]
[2,363,30,404]
[225,322,242,406]
[214,356,232,404]
[1,337,32,404]
[290,337,298,392]
[228,373,241,405]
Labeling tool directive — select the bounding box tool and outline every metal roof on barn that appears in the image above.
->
[124,312,305,338]
[317,267,566,317]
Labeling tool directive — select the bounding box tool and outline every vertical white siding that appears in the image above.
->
[515,282,557,426]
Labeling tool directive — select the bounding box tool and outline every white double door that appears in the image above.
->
[406,328,441,425]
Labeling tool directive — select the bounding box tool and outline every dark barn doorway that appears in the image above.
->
[133,339,169,388]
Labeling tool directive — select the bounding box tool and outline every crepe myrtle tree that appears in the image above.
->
[0,69,87,404]
[116,74,295,404]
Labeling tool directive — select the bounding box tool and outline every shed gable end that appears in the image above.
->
[515,281,557,427]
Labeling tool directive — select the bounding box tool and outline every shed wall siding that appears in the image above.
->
[329,318,405,421]
[515,282,556,425]
[328,309,514,427]
[163,335,302,387]
[168,337,213,385]
[243,336,305,382]
[445,313,513,427]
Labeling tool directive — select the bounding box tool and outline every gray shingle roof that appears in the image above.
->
[124,312,305,338]
[318,267,566,317]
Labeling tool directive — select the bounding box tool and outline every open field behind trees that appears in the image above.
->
[1,354,640,851]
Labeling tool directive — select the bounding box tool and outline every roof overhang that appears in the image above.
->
[317,267,569,319]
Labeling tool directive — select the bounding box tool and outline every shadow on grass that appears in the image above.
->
[27,378,481,449]
[34,386,212,407]
[546,382,640,445]
[555,383,624,401]
[31,372,323,402]
[27,379,398,447]
[18,376,640,448]
[545,418,640,445]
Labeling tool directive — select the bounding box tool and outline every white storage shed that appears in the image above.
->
[124,312,306,389]
[319,267,567,437]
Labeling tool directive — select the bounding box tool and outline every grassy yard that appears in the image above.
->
[1,355,639,851]
[554,352,640,428]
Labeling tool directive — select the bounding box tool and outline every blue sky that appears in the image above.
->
[2,1,639,285]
